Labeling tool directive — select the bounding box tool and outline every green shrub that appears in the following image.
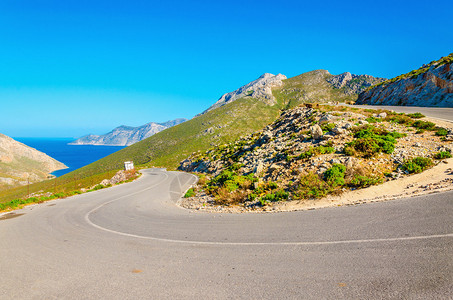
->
[412,120,436,131]
[349,175,383,188]
[365,116,381,123]
[253,181,278,196]
[386,114,413,125]
[345,126,401,158]
[298,148,316,159]
[324,164,346,187]
[434,151,452,159]
[206,169,257,196]
[294,172,331,199]
[297,144,335,160]
[321,123,335,133]
[184,188,196,198]
[407,112,425,119]
[435,128,448,136]
[261,189,289,202]
[402,157,433,174]
[318,145,335,154]
[345,137,393,158]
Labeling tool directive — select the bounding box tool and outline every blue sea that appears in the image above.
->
[15,138,126,177]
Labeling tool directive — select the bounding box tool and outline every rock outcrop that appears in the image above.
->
[356,54,453,107]
[202,73,287,114]
[70,118,187,146]
[0,133,67,188]
[327,72,386,95]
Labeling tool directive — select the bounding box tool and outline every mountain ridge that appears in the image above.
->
[70,118,187,146]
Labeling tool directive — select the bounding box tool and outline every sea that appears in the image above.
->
[15,138,126,177]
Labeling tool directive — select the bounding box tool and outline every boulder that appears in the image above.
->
[310,124,324,139]
[319,114,334,125]
[332,126,345,135]
[254,161,265,175]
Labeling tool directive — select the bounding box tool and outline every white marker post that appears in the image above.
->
[124,161,134,171]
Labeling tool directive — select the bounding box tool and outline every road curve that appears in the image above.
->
[0,106,452,299]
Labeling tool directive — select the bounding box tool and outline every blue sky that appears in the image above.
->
[0,0,452,138]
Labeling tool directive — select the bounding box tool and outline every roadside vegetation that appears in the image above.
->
[0,170,139,212]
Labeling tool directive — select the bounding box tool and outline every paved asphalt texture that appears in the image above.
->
[1,106,452,299]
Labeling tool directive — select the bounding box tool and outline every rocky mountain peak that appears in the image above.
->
[328,72,353,88]
[202,73,287,114]
[327,72,386,95]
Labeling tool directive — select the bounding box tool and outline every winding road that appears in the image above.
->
[1,106,453,299]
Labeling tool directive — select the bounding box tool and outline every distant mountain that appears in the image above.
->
[70,118,187,146]
[0,133,67,189]
[356,53,453,107]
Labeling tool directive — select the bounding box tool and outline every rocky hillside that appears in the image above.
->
[180,105,452,211]
[0,134,67,189]
[70,118,187,146]
[356,53,453,107]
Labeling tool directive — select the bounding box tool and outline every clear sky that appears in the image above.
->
[1,0,452,138]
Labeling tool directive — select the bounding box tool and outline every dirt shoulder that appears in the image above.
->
[178,158,453,213]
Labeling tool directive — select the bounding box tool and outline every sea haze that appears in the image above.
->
[15,138,126,177]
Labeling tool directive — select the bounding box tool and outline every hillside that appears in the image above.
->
[356,53,453,107]
[0,133,67,189]
[70,118,187,146]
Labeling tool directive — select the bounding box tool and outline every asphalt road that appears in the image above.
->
[352,105,453,122]
[0,106,452,299]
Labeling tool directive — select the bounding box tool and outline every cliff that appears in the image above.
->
[70,118,187,146]
[0,133,67,189]
[356,53,453,107]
